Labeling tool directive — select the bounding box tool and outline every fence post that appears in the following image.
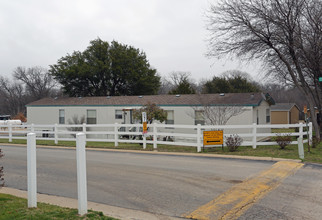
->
[299,123,303,140]
[197,124,202,152]
[297,137,304,160]
[252,123,257,149]
[153,123,157,149]
[114,123,118,147]
[54,124,58,145]
[31,123,34,133]
[27,133,37,208]
[76,133,88,215]
[8,123,12,142]
[143,125,147,149]
[309,122,313,145]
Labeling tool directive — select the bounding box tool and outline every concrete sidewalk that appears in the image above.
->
[0,187,182,220]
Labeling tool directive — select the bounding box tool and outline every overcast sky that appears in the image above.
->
[0,0,262,82]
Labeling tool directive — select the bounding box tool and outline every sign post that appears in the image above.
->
[142,112,147,149]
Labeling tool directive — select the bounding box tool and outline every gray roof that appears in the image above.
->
[27,93,267,107]
[271,103,298,111]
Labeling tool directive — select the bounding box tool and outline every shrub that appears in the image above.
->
[0,148,4,188]
[275,134,292,149]
[312,137,320,148]
[12,112,27,123]
[225,135,243,152]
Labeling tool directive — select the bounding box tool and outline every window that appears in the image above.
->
[87,110,97,124]
[59,109,65,124]
[266,109,270,123]
[195,110,205,125]
[165,110,174,124]
[115,110,123,119]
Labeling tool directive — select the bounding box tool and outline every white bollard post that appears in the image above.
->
[153,123,157,149]
[27,133,37,208]
[197,124,202,152]
[252,123,257,149]
[297,137,304,160]
[76,133,88,215]
[114,123,119,147]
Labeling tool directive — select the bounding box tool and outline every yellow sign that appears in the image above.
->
[203,130,223,145]
[304,105,307,114]
[143,122,148,134]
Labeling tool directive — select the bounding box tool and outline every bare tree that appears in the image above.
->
[0,77,26,115]
[203,106,245,125]
[14,66,57,100]
[66,115,86,138]
[158,77,174,94]
[188,95,245,125]
[159,72,198,94]
[207,0,322,140]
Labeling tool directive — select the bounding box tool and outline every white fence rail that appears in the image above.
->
[0,122,312,152]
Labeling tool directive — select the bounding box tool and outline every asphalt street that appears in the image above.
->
[1,145,322,219]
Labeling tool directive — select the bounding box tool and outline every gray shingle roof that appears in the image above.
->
[27,93,266,107]
[271,103,298,111]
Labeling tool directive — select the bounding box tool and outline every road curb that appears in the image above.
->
[1,143,302,163]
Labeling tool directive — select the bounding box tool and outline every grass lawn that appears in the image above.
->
[203,143,322,164]
[0,193,118,220]
[0,138,321,164]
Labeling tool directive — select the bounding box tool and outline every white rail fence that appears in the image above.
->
[0,122,312,152]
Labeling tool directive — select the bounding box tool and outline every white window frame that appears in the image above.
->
[87,109,97,124]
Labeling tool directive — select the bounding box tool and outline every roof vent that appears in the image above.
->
[219,93,225,96]
[54,97,58,100]
[139,95,143,98]
[250,94,254,99]
[176,94,181,97]
[78,96,82,99]
[106,96,111,99]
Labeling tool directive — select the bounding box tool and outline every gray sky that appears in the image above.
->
[0,0,261,82]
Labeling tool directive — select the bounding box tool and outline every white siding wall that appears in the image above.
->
[27,105,262,126]
[253,101,271,137]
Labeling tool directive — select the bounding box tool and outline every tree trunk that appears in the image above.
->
[307,94,321,142]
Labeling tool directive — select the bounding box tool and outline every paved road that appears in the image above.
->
[239,163,322,220]
[1,145,322,219]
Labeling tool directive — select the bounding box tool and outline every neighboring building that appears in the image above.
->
[271,103,300,124]
[26,93,274,140]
